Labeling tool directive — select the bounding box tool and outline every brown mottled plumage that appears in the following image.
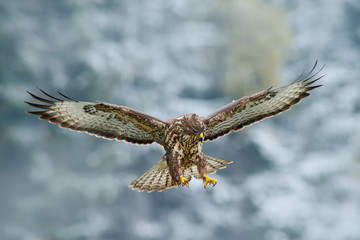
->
[26,62,323,192]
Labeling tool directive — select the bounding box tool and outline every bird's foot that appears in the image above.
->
[203,174,217,188]
[180,176,189,187]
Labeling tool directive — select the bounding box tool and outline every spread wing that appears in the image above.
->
[204,61,323,141]
[26,89,168,145]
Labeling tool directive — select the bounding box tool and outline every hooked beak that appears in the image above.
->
[199,132,204,142]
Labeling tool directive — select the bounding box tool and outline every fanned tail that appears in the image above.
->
[129,154,232,193]
[205,154,233,175]
[129,156,176,193]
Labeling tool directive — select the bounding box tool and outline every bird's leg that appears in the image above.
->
[167,151,188,187]
[203,174,217,188]
[180,176,189,187]
[196,152,216,188]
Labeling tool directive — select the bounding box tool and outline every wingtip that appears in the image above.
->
[26,110,47,115]
[56,90,78,102]
[25,101,52,109]
[26,90,36,97]
[27,88,79,104]
[296,61,325,85]
[307,84,323,91]
[26,90,56,104]
[38,88,64,101]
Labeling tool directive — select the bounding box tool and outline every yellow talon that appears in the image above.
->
[203,174,217,188]
[180,176,189,187]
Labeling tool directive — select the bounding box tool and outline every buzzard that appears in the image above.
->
[26,62,323,192]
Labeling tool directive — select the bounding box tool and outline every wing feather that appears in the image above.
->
[26,90,167,145]
[204,61,323,141]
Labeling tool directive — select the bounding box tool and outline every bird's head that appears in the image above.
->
[183,113,205,142]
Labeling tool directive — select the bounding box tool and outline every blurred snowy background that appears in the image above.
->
[1,0,360,239]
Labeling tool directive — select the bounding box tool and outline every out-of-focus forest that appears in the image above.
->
[1,0,360,239]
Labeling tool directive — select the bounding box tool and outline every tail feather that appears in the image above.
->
[189,165,201,179]
[156,170,171,192]
[205,154,233,174]
[129,154,233,192]
[148,169,162,192]
[129,156,175,193]
[141,168,160,192]
[182,167,194,181]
